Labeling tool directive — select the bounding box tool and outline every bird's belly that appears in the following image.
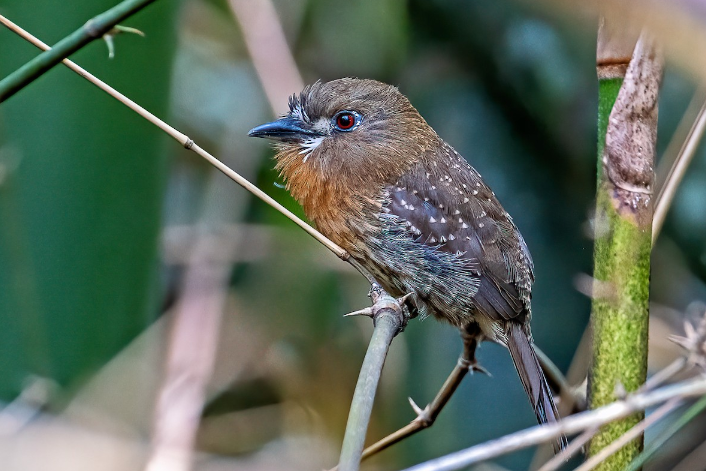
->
[364,258,506,345]
[358,245,481,329]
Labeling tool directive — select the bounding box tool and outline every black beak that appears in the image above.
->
[248,117,321,142]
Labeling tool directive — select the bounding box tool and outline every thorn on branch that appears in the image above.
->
[669,309,706,369]
[471,363,491,377]
[344,307,373,318]
[347,282,411,333]
[408,397,424,416]
[407,397,436,428]
[103,24,145,59]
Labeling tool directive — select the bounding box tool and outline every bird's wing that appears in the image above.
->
[385,155,532,322]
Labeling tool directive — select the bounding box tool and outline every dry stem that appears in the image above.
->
[338,284,409,471]
[401,377,706,471]
[653,98,706,245]
[575,398,681,471]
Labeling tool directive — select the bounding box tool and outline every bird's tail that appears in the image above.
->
[507,323,567,452]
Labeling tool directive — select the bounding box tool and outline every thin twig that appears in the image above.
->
[0,14,348,261]
[536,427,598,471]
[355,332,479,463]
[0,0,158,102]
[400,377,706,471]
[654,90,704,191]
[638,357,688,393]
[574,397,682,471]
[653,98,706,245]
[338,284,408,471]
[625,385,706,471]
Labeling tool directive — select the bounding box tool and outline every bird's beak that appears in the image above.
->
[248,117,321,142]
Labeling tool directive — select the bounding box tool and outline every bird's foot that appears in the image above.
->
[345,284,410,333]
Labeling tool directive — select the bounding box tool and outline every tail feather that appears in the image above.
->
[507,323,567,452]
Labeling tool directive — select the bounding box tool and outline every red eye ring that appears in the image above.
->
[336,112,357,130]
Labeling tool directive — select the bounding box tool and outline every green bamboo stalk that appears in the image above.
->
[588,25,662,470]
[0,0,158,103]
[338,285,406,471]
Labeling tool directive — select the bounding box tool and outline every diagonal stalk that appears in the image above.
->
[338,285,408,471]
[0,0,159,102]
[652,98,706,244]
[0,14,348,261]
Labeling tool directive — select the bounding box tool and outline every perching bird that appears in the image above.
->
[249,78,564,443]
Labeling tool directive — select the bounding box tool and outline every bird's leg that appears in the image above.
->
[358,326,486,462]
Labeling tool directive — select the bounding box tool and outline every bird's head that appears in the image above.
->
[248,78,437,185]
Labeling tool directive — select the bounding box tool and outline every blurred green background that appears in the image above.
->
[0,0,705,470]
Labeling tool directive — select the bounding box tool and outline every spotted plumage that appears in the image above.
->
[249,78,565,447]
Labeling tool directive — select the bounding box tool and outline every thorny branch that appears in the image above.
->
[0,0,159,102]
[401,376,706,471]
[0,14,348,262]
[355,330,483,464]
[338,284,410,471]
[0,14,403,471]
[402,312,706,471]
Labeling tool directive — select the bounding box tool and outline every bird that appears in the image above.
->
[248,77,565,447]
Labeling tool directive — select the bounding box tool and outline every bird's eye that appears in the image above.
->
[334,111,359,131]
